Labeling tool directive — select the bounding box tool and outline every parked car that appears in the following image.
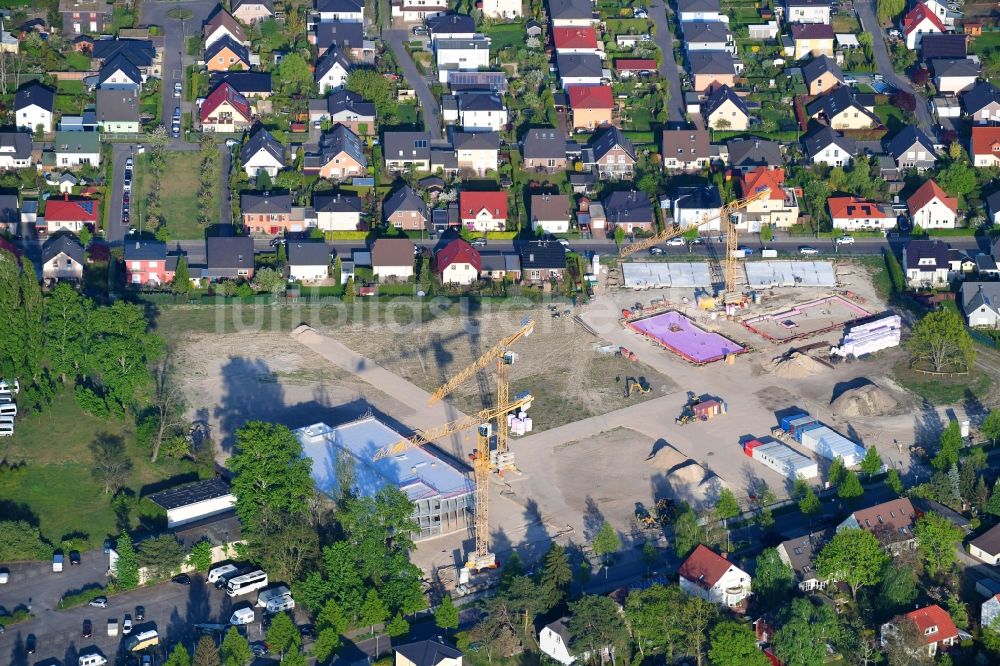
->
[82,619,93,638]
[556,238,570,247]
[70,551,81,565]
[123,614,132,634]
[412,26,427,35]
[648,247,665,255]
[666,237,685,247]
[135,605,145,621]
[0,568,9,584]
[470,238,487,248]
[172,574,192,585]
[173,106,181,119]
[835,235,855,245]
[799,246,819,255]
[89,597,108,608]
[225,138,239,147]
[25,634,36,654]
[125,157,133,168]
[103,539,113,554]
[249,643,268,657]
[173,82,182,97]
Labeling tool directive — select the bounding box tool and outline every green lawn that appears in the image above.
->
[605,18,651,35]
[483,21,525,54]
[831,11,860,32]
[64,51,92,71]
[135,151,216,239]
[875,104,908,131]
[971,31,1000,55]
[893,365,993,405]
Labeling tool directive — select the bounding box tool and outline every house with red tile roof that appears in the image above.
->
[678,544,751,610]
[568,84,614,130]
[907,179,958,229]
[827,195,894,231]
[434,238,481,285]
[734,167,799,230]
[43,194,99,235]
[459,191,508,231]
[880,605,959,657]
[552,26,599,54]
[614,59,657,79]
[901,4,945,50]
[200,81,253,133]
[972,126,1000,167]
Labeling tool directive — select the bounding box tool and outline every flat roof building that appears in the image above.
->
[148,478,237,528]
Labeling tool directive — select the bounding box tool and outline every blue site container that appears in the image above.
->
[795,421,825,443]
[779,412,809,432]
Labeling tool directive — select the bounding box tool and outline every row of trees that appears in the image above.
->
[163,620,305,666]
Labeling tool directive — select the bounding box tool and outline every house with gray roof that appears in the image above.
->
[803,126,856,167]
[241,125,285,178]
[95,89,140,133]
[384,184,428,230]
[557,53,604,88]
[522,128,569,171]
[303,125,367,179]
[0,131,33,170]
[725,138,782,172]
[98,53,143,90]
[684,21,735,54]
[687,50,737,92]
[962,82,1000,124]
[42,233,85,282]
[315,45,353,92]
[287,241,331,281]
[384,131,431,172]
[205,236,255,280]
[931,57,980,95]
[548,0,594,26]
[777,530,832,591]
[961,282,1000,328]
[603,190,654,233]
[885,126,937,172]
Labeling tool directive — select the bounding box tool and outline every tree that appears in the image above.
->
[221,626,253,666]
[193,635,221,666]
[360,588,388,634]
[44,282,89,383]
[837,471,864,502]
[875,564,917,616]
[613,226,625,246]
[915,512,963,578]
[114,533,140,589]
[254,267,285,296]
[313,599,348,662]
[715,488,740,523]
[773,598,842,666]
[470,596,521,664]
[798,486,821,517]
[625,584,687,660]
[139,534,186,579]
[681,594,719,666]
[540,542,572,610]
[343,276,355,304]
[504,575,545,638]
[90,433,132,494]
[933,421,963,471]
[815,528,889,599]
[266,612,301,659]
[860,447,882,476]
[883,615,934,666]
[435,594,459,634]
[188,538,213,571]
[592,522,621,564]
[885,468,904,496]
[937,160,978,198]
[172,256,191,294]
[0,520,49,561]
[673,504,704,557]
[148,356,187,462]
[387,612,410,637]
[987,479,1000,517]
[907,308,975,373]
[567,595,630,665]
[827,456,847,486]
[346,69,396,120]
[86,300,162,412]
[332,256,342,286]
[890,90,916,113]
[708,621,769,666]
[753,548,794,610]
[165,644,192,666]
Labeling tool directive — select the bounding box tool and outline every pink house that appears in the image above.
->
[124,240,169,287]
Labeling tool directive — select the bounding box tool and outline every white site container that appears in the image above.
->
[751,441,818,480]
[522,417,532,432]
[799,425,865,466]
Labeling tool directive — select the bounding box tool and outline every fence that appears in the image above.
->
[969,329,1000,350]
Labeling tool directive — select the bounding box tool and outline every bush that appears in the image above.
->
[0,520,50,562]
[0,608,31,627]
[57,585,111,610]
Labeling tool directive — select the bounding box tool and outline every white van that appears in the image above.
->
[79,653,109,666]
[0,422,12,437]
[53,554,64,572]
[230,607,255,625]
[264,595,295,614]
[257,586,291,608]
[208,563,238,585]
[0,402,16,417]
[107,619,119,637]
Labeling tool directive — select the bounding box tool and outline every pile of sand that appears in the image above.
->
[771,351,827,378]
[831,383,898,417]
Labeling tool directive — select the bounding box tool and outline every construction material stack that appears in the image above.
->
[743,439,819,480]
[830,314,902,358]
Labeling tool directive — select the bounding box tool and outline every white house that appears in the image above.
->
[313,192,362,231]
[315,0,364,22]
[782,0,831,24]
[907,179,957,230]
[962,283,1000,329]
[435,37,491,83]
[921,0,960,28]
[392,0,448,23]
[241,126,285,178]
[372,238,416,280]
[828,196,894,231]
[530,194,571,234]
[15,82,54,133]
[459,191,507,232]
[454,131,499,176]
[539,618,610,666]
[902,4,944,51]
[0,131,33,170]
[53,132,101,168]
[315,46,352,93]
[435,239,480,286]
[481,0,521,19]
[903,239,951,288]
[673,185,722,232]
[677,0,725,23]
[803,127,856,167]
[456,92,507,132]
[678,544,752,608]
[287,242,331,281]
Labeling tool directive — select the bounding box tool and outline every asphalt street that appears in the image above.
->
[383,30,444,139]
[106,143,135,247]
[647,0,686,124]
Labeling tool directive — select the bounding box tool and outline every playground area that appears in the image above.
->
[742,295,872,343]
[627,310,746,364]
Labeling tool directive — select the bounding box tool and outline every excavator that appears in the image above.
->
[624,376,650,398]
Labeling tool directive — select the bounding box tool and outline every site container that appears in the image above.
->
[795,421,824,443]
[749,440,819,480]
[693,399,727,420]
[798,426,865,466]
[786,415,818,438]
[779,413,809,432]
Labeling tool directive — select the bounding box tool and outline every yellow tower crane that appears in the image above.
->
[619,187,771,299]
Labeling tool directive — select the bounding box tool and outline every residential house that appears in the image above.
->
[806,86,880,129]
[41,233,85,282]
[204,7,247,48]
[205,35,251,72]
[548,0,595,27]
[384,185,428,230]
[426,13,476,41]
[211,71,272,99]
[734,167,799,231]
[303,125,366,180]
[315,46,352,92]
[704,85,750,130]
[568,85,614,130]
[726,138,783,172]
[688,50,737,92]
[53,132,101,167]
[372,238,415,280]
[790,23,834,59]
[802,54,844,95]
[15,82,54,134]
[313,21,364,56]
[538,618,578,666]
[673,185,722,231]
[684,21,735,54]
[314,191,363,231]
[479,252,520,280]
[481,0,520,18]
[903,240,951,289]
[57,173,78,194]
[241,191,293,235]
[383,131,431,172]
[0,131,33,170]
[394,639,463,666]
[932,57,980,95]
[969,522,1000,563]
[902,4,945,50]
[950,248,977,274]
[530,194,571,233]
[316,0,364,22]
[886,125,937,171]
[781,0,831,24]
[242,125,285,178]
[907,179,957,229]
[91,38,157,73]
[678,544,752,609]
[603,190,654,233]
[0,194,17,235]
[59,0,109,34]
[525,19,543,38]
[392,0,448,23]
[204,236,255,280]
[583,126,636,179]
[880,605,959,657]
[96,89,140,133]
[452,92,508,132]
[454,131,500,176]
[803,126,856,166]
[436,37,491,83]
[921,0,960,28]
[615,59,658,79]
[522,128,568,172]
[287,242,330,281]
[991,191,1000,226]
[97,54,143,90]
[519,240,567,283]
[58,111,98,133]
[459,191,507,232]
[838,498,918,552]
[553,26,599,54]
[777,530,831,591]
[962,82,1000,124]
[677,0,724,23]
[828,196,894,231]
[661,129,712,171]
[920,33,968,61]
[310,89,376,135]
[200,82,254,132]
[231,0,274,24]
[972,126,1000,167]
[983,593,1000,630]
[124,240,168,286]
[435,239,480,285]
[557,53,604,88]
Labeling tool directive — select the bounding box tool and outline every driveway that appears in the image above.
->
[856,0,934,133]
[648,0,686,124]
[219,145,234,234]
[383,30,443,138]
[105,143,134,247]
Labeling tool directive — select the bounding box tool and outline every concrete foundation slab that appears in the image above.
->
[622,262,713,289]
[745,261,837,288]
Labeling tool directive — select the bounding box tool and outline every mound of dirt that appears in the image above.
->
[770,351,827,378]
[831,383,898,417]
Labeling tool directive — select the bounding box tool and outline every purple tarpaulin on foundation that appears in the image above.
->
[628,311,745,364]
